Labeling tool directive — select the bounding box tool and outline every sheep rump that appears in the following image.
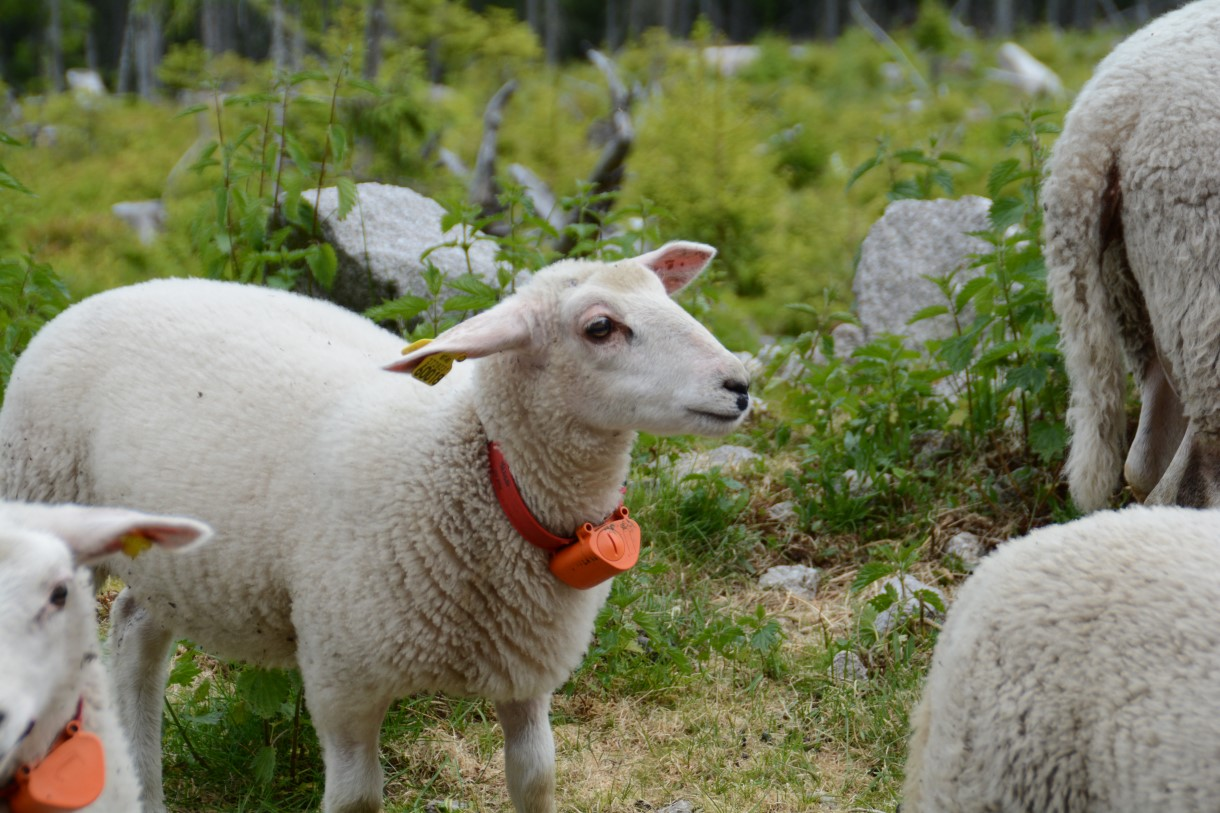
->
[903,505,1220,812]
[1044,0,1220,511]
[0,243,750,813]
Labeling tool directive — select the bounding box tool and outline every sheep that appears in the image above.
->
[1043,0,1220,512]
[0,241,751,813]
[0,502,210,812]
[903,505,1220,812]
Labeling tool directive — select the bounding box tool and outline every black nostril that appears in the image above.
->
[724,379,751,412]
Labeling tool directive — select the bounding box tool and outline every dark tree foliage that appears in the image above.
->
[0,0,1191,94]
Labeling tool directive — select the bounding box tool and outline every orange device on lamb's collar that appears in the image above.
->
[488,441,640,589]
[2,700,106,813]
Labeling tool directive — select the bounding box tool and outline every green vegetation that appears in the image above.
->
[2,6,1136,811]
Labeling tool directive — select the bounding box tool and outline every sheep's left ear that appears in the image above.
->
[631,241,717,295]
[0,503,212,566]
[386,296,534,375]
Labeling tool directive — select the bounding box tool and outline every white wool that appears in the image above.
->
[1044,0,1220,511]
[904,505,1220,811]
[0,242,750,813]
[0,503,209,812]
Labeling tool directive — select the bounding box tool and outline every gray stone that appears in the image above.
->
[830,650,868,684]
[853,196,992,348]
[766,500,797,523]
[873,575,946,636]
[992,42,1063,97]
[945,531,984,570]
[657,801,694,813]
[759,564,820,600]
[66,69,106,96]
[424,801,468,813]
[671,444,759,480]
[111,200,166,245]
[304,182,499,314]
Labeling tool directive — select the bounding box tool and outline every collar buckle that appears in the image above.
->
[3,701,106,813]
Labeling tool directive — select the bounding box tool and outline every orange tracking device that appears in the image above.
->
[6,709,106,813]
[549,506,641,589]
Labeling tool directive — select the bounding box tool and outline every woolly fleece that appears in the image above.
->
[904,505,1220,812]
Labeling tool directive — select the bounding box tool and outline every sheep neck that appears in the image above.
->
[474,359,632,539]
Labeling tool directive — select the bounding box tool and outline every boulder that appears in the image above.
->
[853,196,992,348]
[304,182,499,314]
[111,200,166,245]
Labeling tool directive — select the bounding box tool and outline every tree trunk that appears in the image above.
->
[134,3,163,100]
[271,0,287,72]
[544,0,560,64]
[47,0,64,92]
[363,0,386,80]
[605,0,622,51]
[820,0,840,38]
[525,0,541,46]
[995,0,1014,35]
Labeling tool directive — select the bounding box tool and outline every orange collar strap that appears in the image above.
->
[1,700,106,813]
[487,441,641,589]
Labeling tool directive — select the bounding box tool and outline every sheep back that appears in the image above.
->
[904,505,1220,812]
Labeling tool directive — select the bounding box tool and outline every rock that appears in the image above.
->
[991,42,1063,97]
[810,322,866,365]
[658,801,694,813]
[853,196,993,348]
[873,575,946,636]
[303,182,500,315]
[944,531,983,569]
[424,801,468,813]
[831,650,868,683]
[766,500,797,523]
[66,69,106,96]
[111,200,167,245]
[671,444,759,479]
[759,564,820,600]
[702,45,761,76]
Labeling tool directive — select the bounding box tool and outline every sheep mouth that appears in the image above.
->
[688,409,745,422]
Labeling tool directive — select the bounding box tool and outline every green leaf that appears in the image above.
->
[913,588,945,615]
[986,158,1022,199]
[0,130,24,146]
[1004,363,1049,393]
[845,155,880,190]
[251,745,276,785]
[365,294,431,323]
[908,304,948,324]
[167,655,202,688]
[335,176,358,222]
[289,69,330,85]
[235,667,293,719]
[1030,419,1068,463]
[989,196,1026,231]
[328,123,349,165]
[851,561,896,594]
[305,242,339,290]
[0,168,33,195]
[954,275,993,312]
[444,293,498,312]
[282,131,313,176]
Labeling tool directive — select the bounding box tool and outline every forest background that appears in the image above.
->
[0,0,1176,810]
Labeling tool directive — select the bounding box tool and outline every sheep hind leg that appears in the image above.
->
[1125,355,1188,501]
[496,695,556,813]
[304,679,391,813]
[1147,422,1220,508]
[109,588,176,813]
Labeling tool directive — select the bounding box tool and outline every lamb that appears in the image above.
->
[902,504,1220,811]
[0,502,210,812]
[1044,0,1220,512]
[0,241,751,813]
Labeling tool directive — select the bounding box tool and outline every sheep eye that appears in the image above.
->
[49,584,69,609]
[585,317,614,341]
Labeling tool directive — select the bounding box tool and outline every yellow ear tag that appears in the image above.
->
[401,338,466,386]
[119,533,153,559]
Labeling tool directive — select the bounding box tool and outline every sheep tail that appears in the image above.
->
[1044,125,1128,513]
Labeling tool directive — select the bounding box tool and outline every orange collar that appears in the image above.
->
[1,699,106,813]
[487,441,642,589]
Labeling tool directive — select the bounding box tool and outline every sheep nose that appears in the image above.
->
[724,379,750,412]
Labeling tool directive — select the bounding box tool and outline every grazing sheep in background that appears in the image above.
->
[0,242,751,813]
[0,503,210,813]
[903,505,1220,812]
[1044,0,1220,512]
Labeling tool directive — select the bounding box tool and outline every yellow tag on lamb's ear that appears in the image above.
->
[119,533,153,559]
[401,338,434,355]
[411,352,467,386]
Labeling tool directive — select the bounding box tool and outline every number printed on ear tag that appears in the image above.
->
[411,352,467,386]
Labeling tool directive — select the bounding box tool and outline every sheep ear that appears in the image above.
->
[386,297,533,375]
[631,241,717,295]
[0,503,212,565]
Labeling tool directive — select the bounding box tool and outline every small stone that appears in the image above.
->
[111,200,167,245]
[831,650,868,683]
[672,444,759,480]
[658,801,694,813]
[767,500,797,523]
[424,800,468,813]
[759,564,820,600]
[945,531,983,570]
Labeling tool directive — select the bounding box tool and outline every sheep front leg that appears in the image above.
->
[496,695,556,813]
[304,677,391,813]
[109,588,176,813]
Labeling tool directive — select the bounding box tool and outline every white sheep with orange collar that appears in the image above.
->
[0,242,751,813]
[0,503,209,813]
